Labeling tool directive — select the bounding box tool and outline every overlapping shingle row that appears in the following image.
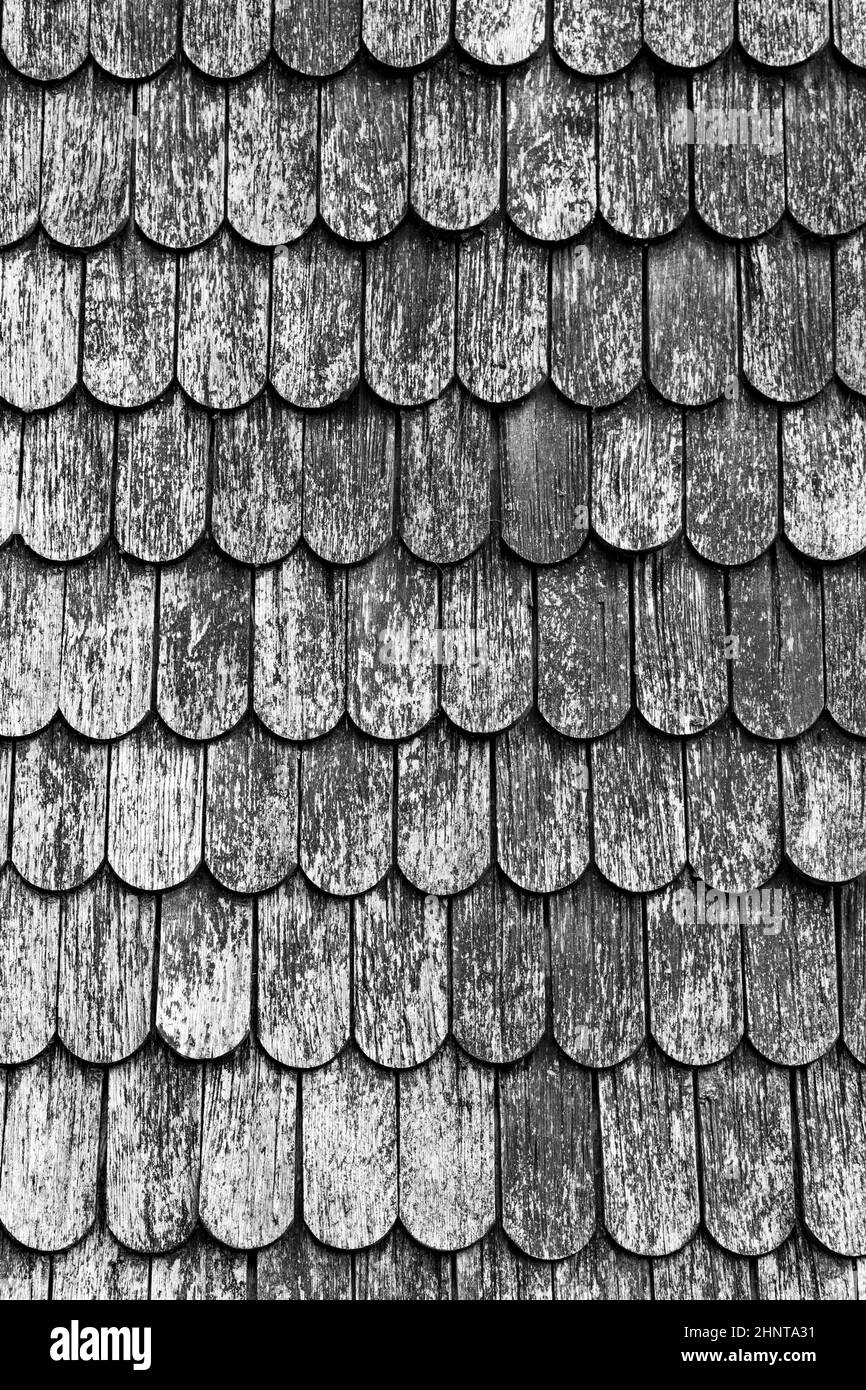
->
[2,0,866,1300]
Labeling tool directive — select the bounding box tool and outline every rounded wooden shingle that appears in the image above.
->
[254,546,346,740]
[835,229,866,397]
[205,721,299,894]
[57,872,155,1066]
[592,715,686,893]
[455,0,544,66]
[320,61,408,242]
[41,66,131,249]
[693,51,784,240]
[741,223,833,404]
[835,0,866,66]
[783,383,866,562]
[685,387,777,566]
[212,396,302,565]
[2,0,88,80]
[0,1043,101,1252]
[228,64,317,247]
[135,65,225,249]
[685,715,781,895]
[270,228,362,407]
[19,397,112,561]
[599,57,689,241]
[498,385,589,565]
[303,389,394,564]
[365,224,455,407]
[258,875,350,1068]
[411,54,501,233]
[90,0,178,79]
[797,1047,866,1257]
[647,223,737,407]
[399,1041,496,1251]
[738,0,828,67]
[0,547,63,738]
[83,231,176,409]
[643,0,732,66]
[824,557,866,737]
[107,721,204,892]
[362,0,450,66]
[506,54,595,242]
[0,236,80,411]
[553,0,640,76]
[786,53,866,237]
[12,725,107,892]
[115,391,208,563]
[698,1046,795,1257]
[353,873,448,1070]
[273,0,361,77]
[551,225,642,408]
[782,720,866,882]
[397,718,490,895]
[60,546,155,740]
[496,712,589,894]
[182,0,270,76]
[0,868,59,1065]
[178,230,269,410]
[303,1046,397,1249]
[592,385,682,551]
[0,70,41,245]
[399,385,493,565]
[300,725,393,895]
[456,218,547,405]
[157,879,252,1060]
[199,1040,296,1248]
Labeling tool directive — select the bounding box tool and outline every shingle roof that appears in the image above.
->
[2,0,866,1301]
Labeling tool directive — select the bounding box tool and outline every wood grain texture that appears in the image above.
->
[51,1218,149,1299]
[57,873,155,1065]
[685,388,777,566]
[411,55,500,232]
[107,1039,202,1254]
[397,719,490,895]
[0,869,58,1064]
[496,713,589,892]
[786,54,866,236]
[399,1041,495,1250]
[457,219,547,405]
[151,1232,247,1299]
[647,870,742,1067]
[199,1040,296,1248]
[228,64,317,246]
[178,229,270,409]
[441,539,533,734]
[634,540,727,737]
[592,385,682,551]
[499,385,588,564]
[12,726,107,892]
[644,0,732,65]
[648,224,737,406]
[551,226,642,408]
[365,224,455,407]
[0,548,63,737]
[356,1227,451,1300]
[553,0,640,76]
[507,55,595,242]
[451,871,545,1064]
[836,230,866,395]
[303,390,394,563]
[258,876,350,1068]
[693,51,784,239]
[599,1047,699,1257]
[399,385,492,564]
[592,716,686,893]
[257,1226,352,1299]
[363,0,450,66]
[60,548,155,740]
[41,66,131,249]
[0,413,18,545]
[835,0,866,65]
[83,231,176,409]
[183,0,269,76]
[782,721,866,882]
[300,726,392,895]
[304,1045,397,1248]
[538,541,630,739]
[500,1039,594,1260]
[698,1047,795,1257]
[157,879,252,1059]
[826,558,866,736]
[107,721,204,892]
[0,236,80,410]
[254,547,346,739]
[729,541,824,740]
[212,397,302,565]
[599,58,689,240]
[783,384,866,562]
[455,0,544,65]
[0,70,41,245]
[115,392,208,563]
[739,0,828,66]
[456,1229,554,1301]
[743,873,838,1066]
[135,66,225,249]
[741,224,833,403]
[653,1232,751,1300]
[797,1047,866,1256]
[19,397,112,562]
[273,0,361,77]
[353,874,448,1069]
[553,1231,651,1300]
[205,721,299,893]
[347,541,438,740]
[157,544,250,741]
[550,869,645,1067]
[685,715,781,895]
[2,0,88,80]
[270,228,362,407]
[756,1227,858,1300]
[321,61,408,241]
[90,0,178,79]
[0,1230,49,1300]
[842,877,866,1064]
[0,1044,100,1251]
